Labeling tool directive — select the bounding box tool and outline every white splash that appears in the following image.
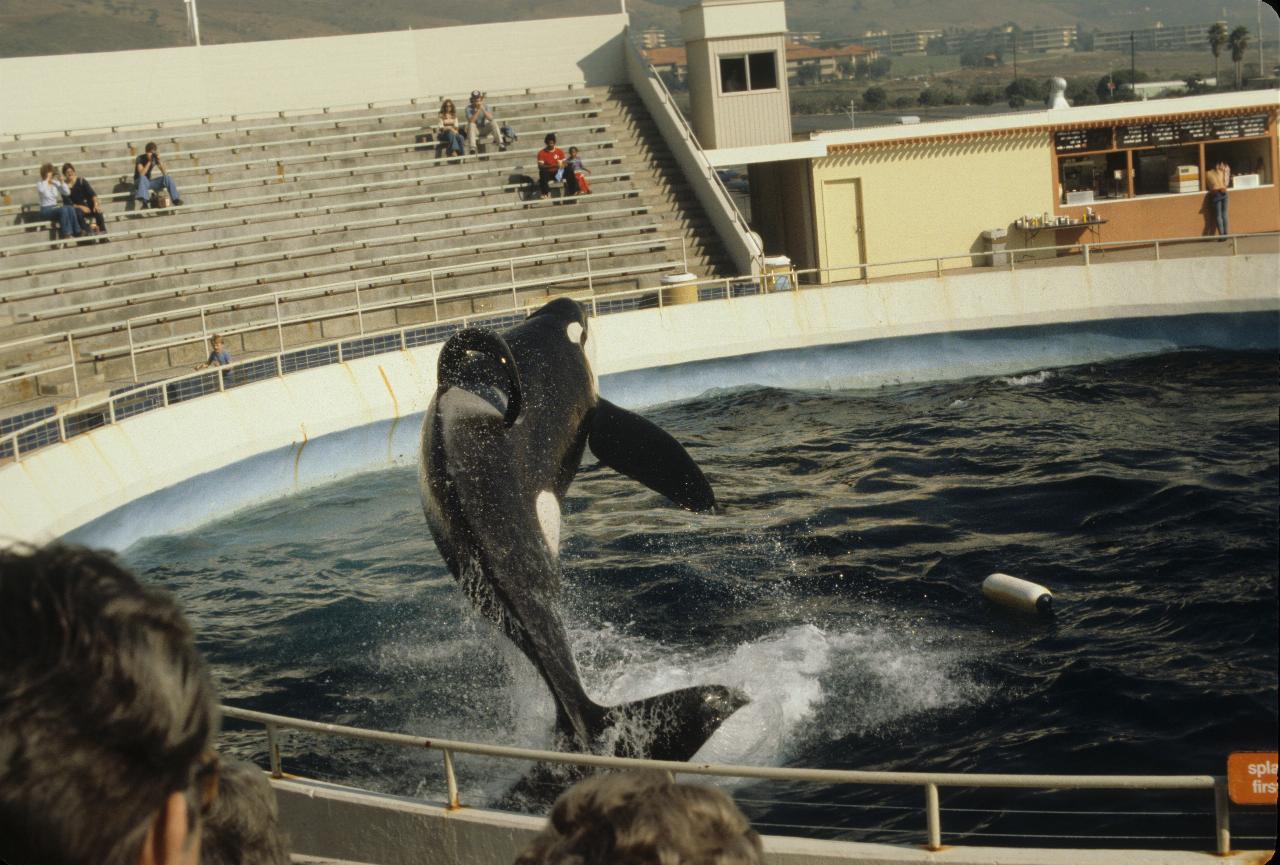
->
[1000,370,1053,387]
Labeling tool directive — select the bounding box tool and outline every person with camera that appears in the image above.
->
[465,91,504,155]
[135,141,183,209]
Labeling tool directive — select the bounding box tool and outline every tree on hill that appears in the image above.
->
[1095,68,1149,102]
[861,86,887,109]
[1228,26,1250,88]
[1207,22,1228,88]
[1005,77,1048,108]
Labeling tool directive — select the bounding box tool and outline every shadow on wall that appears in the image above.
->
[578,30,627,86]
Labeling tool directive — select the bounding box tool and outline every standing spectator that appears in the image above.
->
[465,90,504,155]
[536,133,566,199]
[437,99,465,157]
[514,771,764,865]
[0,543,219,865]
[63,163,107,236]
[201,758,292,865]
[135,141,182,208]
[564,146,591,195]
[1206,160,1230,236]
[36,162,80,239]
[195,333,231,370]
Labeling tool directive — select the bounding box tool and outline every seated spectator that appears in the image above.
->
[465,90,505,155]
[437,99,464,157]
[135,141,182,208]
[63,162,107,236]
[195,333,231,370]
[36,161,81,239]
[536,133,566,199]
[564,146,591,196]
[201,758,291,865]
[513,770,764,865]
[0,543,219,865]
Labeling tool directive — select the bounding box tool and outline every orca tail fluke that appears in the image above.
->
[586,685,750,763]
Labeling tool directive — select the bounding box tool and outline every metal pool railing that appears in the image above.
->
[2,229,1276,462]
[221,705,1239,854]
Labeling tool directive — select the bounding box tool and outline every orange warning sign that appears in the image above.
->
[1227,752,1278,806]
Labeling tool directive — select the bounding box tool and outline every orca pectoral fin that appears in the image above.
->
[587,398,718,512]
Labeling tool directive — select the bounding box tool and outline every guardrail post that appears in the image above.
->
[127,321,139,384]
[266,723,283,778]
[1084,244,1091,267]
[1153,240,1160,262]
[681,236,688,272]
[355,285,365,335]
[430,271,439,321]
[443,749,461,810]
[935,257,942,278]
[925,783,942,851]
[1231,235,1238,256]
[1214,778,1230,855]
[67,334,80,398]
[275,296,285,352]
[586,250,594,293]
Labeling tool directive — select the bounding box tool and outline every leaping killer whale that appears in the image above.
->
[419,297,748,763]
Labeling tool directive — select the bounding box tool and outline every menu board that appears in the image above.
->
[1117,124,1150,147]
[1089,113,1269,151]
[1053,127,1114,153]
[1178,117,1212,141]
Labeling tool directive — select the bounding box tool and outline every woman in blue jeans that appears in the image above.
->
[36,162,81,239]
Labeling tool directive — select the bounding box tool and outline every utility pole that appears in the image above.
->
[1130,31,1136,97]
[183,0,202,46]
[849,99,856,129]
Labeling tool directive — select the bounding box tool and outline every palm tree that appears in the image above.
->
[1228,26,1251,89]
[1207,22,1228,87]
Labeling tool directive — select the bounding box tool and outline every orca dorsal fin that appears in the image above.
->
[587,398,717,512]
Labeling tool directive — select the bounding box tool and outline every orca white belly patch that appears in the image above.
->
[535,490,561,553]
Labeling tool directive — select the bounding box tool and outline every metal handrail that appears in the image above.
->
[2,229,1275,440]
[624,37,763,272]
[221,705,1232,853]
[0,278,678,459]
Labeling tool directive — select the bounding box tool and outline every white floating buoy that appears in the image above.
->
[982,573,1053,615]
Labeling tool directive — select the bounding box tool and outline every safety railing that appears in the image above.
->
[0,276,686,461]
[2,229,1275,451]
[221,705,1241,854]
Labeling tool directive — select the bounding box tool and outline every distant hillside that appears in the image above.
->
[629,0,1270,42]
[0,0,1271,58]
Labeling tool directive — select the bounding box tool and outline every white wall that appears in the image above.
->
[0,14,628,137]
[0,253,1276,549]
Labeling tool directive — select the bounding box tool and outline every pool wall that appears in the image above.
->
[2,251,1277,550]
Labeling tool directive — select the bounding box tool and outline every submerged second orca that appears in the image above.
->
[419,297,747,763]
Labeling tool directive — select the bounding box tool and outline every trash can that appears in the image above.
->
[762,255,794,292]
[982,228,1008,267]
[660,271,699,305]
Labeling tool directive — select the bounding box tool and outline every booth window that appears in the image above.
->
[719,51,778,93]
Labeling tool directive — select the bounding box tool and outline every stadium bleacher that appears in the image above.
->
[0,83,731,423]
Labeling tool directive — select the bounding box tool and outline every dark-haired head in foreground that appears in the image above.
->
[0,544,219,865]
[201,757,291,865]
[513,770,764,865]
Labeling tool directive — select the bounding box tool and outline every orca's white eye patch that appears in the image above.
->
[566,322,584,345]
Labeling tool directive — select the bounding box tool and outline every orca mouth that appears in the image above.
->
[437,328,523,426]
